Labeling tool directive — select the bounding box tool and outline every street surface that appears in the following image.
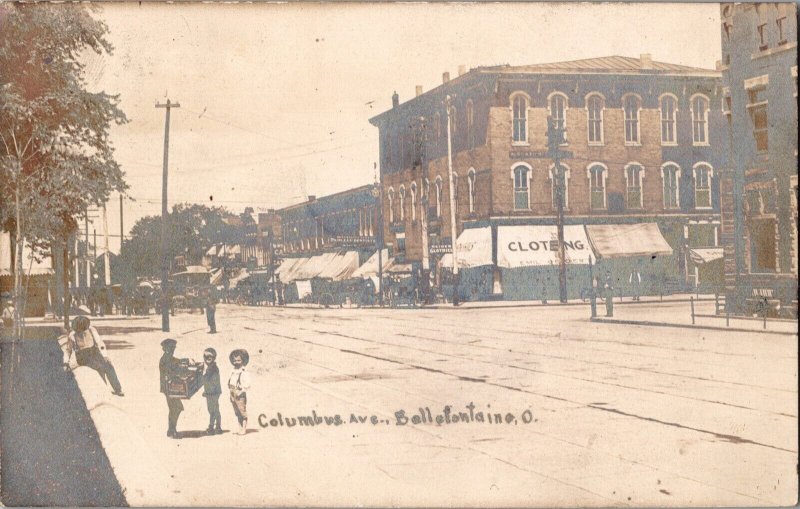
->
[90,301,796,507]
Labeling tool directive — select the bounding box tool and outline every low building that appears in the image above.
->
[369,55,726,301]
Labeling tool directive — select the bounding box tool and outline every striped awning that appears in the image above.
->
[585,223,673,259]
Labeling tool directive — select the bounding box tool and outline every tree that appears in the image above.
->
[0,4,127,333]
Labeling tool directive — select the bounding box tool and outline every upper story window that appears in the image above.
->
[757,23,768,50]
[434,112,441,142]
[694,163,713,209]
[410,182,417,221]
[623,94,641,145]
[586,94,604,145]
[387,188,395,223]
[466,100,475,148]
[513,164,530,210]
[549,93,568,143]
[434,177,443,217]
[451,173,459,202]
[511,94,528,143]
[467,168,476,214]
[625,163,644,209]
[398,185,406,221]
[660,94,678,145]
[588,164,607,210]
[550,164,571,210]
[662,163,681,209]
[691,95,709,145]
[745,76,769,154]
[777,16,788,44]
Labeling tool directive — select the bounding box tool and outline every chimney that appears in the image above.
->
[307,195,316,202]
[391,91,399,108]
[458,64,466,76]
[640,53,653,69]
[415,85,423,97]
[442,71,450,84]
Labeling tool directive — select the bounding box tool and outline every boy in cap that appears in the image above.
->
[228,349,251,435]
[201,347,222,435]
[159,338,183,438]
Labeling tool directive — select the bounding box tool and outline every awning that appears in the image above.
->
[173,265,209,276]
[690,248,724,264]
[228,269,250,287]
[585,223,673,259]
[351,249,389,279]
[280,257,311,283]
[209,268,224,285]
[205,245,219,257]
[222,244,241,257]
[385,259,413,274]
[296,280,313,299]
[440,227,493,269]
[293,252,340,281]
[316,251,360,281]
[498,225,592,268]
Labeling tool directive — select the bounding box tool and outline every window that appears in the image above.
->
[549,93,568,142]
[399,185,406,221]
[387,188,395,223]
[467,169,476,214]
[466,100,474,148]
[777,17,787,44]
[625,164,644,209]
[588,164,607,210]
[448,106,457,135]
[410,182,417,221]
[660,94,677,145]
[691,95,709,145]
[694,164,712,208]
[757,23,768,50]
[435,177,442,217]
[623,94,641,144]
[512,94,528,143]
[550,164,570,209]
[451,173,459,202]
[723,21,731,41]
[435,112,441,142]
[513,164,530,210]
[586,94,604,144]
[750,218,777,272]
[662,163,681,209]
[747,83,768,153]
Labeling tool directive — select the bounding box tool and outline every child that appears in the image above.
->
[201,347,222,435]
[228,349,251,435]
[160,338,183,438]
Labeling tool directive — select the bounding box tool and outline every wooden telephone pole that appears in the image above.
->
[156,99,179,332]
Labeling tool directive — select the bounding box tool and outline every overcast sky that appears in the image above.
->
[84,2,721,252]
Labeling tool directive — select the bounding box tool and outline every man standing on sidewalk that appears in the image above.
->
[159,338,183,438]
[205,285,217,334]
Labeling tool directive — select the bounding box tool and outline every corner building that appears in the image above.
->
[370,55,727,301]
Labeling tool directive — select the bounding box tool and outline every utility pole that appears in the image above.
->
[119,194,125,245]
[547,116,568,303]
[102,205,111,287]
[156,99,179,332]
[445,95,460,306]
[417,116,430,301]
[84,212,90,291]
[371,171,384,307]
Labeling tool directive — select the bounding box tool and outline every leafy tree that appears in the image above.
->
[0,3,127,330]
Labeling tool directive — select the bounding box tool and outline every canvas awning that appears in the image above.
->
[497,225,592,268]
[385,259,413,274]
[440,227,493,269]
[351,249,389,279]
[296,280,313,299]
[279,257,311,283]
[690,248,724,264]
[292,252,339,281]
[228,269,250,288]
[585,223,673,259]
[205,245,219,257]
[316,251,360,281]
[209,268,224,285]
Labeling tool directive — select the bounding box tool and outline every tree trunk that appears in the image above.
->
[63,234,71,329]
[14,168,23,339]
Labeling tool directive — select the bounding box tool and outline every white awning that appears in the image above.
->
[296,280,313,299]
[205,245,219,257]
[585,223,673,259]
[229,269,250,287]
[280,257,311,283]
[316,251,360,281]
[292,252,339,281]
[210,268,224,285]
[497,225,592,268]
[690,248,724,264]
[351,249,389,279]
[440,227,493,269]
[225,244,241,256]
[385,259,413,274]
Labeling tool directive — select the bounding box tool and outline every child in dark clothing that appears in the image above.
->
[201,347,222,435]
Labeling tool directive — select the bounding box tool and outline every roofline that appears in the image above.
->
[277,183,377,214]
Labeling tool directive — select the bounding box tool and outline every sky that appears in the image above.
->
[83,2,722,253]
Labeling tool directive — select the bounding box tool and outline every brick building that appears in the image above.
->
[369,55,727,301]
[718,3,798,314]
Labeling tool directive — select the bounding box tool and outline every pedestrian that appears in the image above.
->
[1,300,15,328]
[201,347,222,435]
[205,286,218,334]
[228,348,251,435]
[604,272,614,317]
[63,315,124,396]
[629,267,642,301]
[160,338,183,438]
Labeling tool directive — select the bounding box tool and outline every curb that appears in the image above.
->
[590,317,797,336]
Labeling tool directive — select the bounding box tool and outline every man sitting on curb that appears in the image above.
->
[61,314,125,397]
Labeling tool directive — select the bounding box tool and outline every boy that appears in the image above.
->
[159,338,183,438]
[228,349,251,435]
[201,347,222,435]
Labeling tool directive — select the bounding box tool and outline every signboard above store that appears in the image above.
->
[429,244,452,255]
[331,235,375,247]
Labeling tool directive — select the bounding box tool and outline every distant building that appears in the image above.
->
[719,3,798,314]
[369,56,726,301]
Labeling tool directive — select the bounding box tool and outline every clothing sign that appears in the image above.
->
[497,225,591,268]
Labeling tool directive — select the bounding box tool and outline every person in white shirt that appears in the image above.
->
[62,315,124,396]
[228,349,251,435]
[629,268,642,301]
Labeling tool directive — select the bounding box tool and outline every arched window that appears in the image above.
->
[466,100,475,148]
[410,182,417,221]
[625,163,644,209]
[693,163,713,208]
[435,177,443,217]
[511,94,528,143]
[586,93,604,145]
[387,188,395,223]
[467,168,476,214]
[661,163,681,209]
[691,95,709,145]
[399,185,406,221]
[587,164,607,210]
[623,94,641,144]
[660,94,678,145]
[549,92,568,141]
[513,164,530,210]
[550,164,571,209]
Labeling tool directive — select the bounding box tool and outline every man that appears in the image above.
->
[63,315,124,396]
[629,267,642,302]
[205,286,217,334]
[159,338,183,438]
